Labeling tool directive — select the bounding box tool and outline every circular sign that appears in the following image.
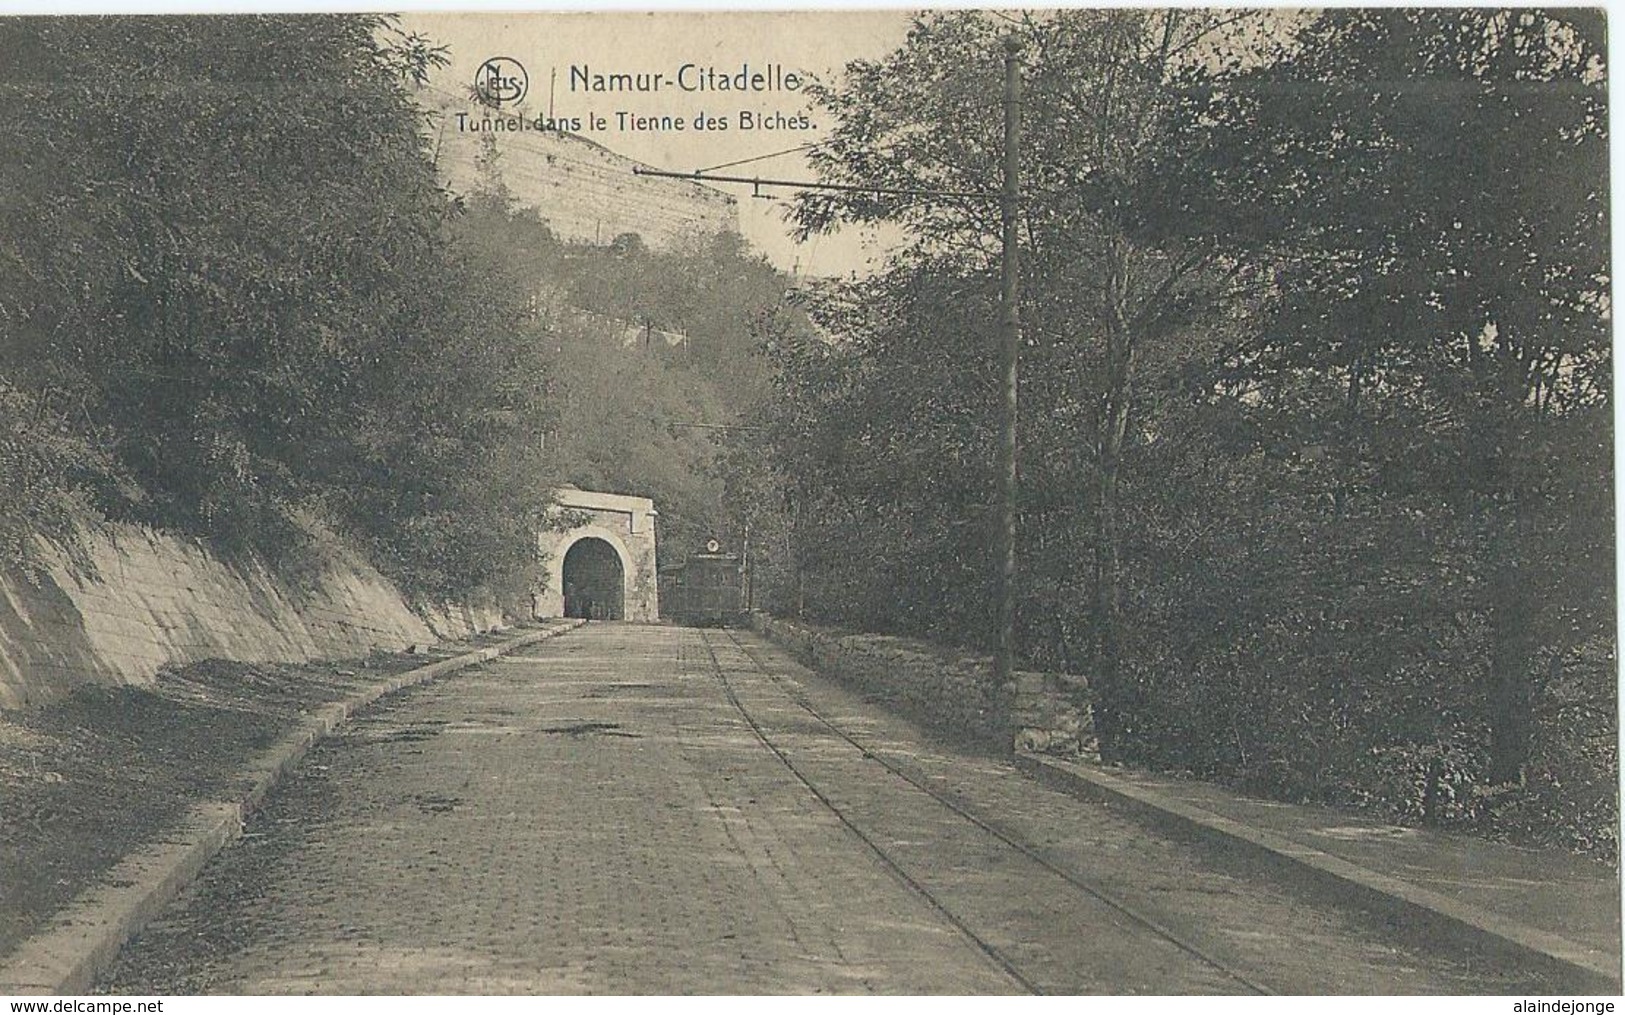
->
[474,57,529,107]
[705,538,721,553]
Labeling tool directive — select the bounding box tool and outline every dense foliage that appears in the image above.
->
[0,15,793,605]
[453,159,797,562]
[735,10,1615,854]
[0,16,556,600]
[2,11,1610,853]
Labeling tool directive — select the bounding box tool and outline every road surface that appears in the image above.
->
[104,624,1557,994]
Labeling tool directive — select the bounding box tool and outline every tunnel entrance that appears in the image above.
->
[562,537,625,620]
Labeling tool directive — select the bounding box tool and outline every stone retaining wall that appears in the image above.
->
[0,522,504,709]
[751,613,1094,757]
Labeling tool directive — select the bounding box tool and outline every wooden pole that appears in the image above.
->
[995,37,1022,689]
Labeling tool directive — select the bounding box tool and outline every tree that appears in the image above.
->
[790,10,1279,749]
[0,16,562,603]
[757,8,1613,851]
[1179,8,1611,785]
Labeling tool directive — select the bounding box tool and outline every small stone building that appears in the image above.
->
[534,487,659,622]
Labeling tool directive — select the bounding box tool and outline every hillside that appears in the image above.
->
[420,87,739,249]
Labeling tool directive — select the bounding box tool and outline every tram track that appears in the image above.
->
[695,628,1042,992]
[95,623,1569,995]
[696,627,1277,996]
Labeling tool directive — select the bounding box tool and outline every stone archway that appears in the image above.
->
[534,488,659,622]
[561,537,625,620]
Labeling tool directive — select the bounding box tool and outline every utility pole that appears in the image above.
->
[994,37,1022,690]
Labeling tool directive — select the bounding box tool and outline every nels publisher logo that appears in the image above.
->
[474,57,528,106]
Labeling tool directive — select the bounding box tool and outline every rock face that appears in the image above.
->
[434,116,739,249]
[535,488,660,623]
[0,522,504,709]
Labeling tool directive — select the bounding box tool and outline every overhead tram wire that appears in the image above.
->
[631,166,996,203]
[444,123,834,272]
[420,91,963,207]
[424,113,770,220]
[695,143,818,175]
[436,131,736,235]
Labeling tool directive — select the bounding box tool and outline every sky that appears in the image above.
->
[399,11,917,276]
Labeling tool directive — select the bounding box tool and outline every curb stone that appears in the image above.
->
[0,620,585,995]
[1014,751,1621,993]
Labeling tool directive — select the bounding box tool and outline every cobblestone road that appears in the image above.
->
[104,625,1559,994]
